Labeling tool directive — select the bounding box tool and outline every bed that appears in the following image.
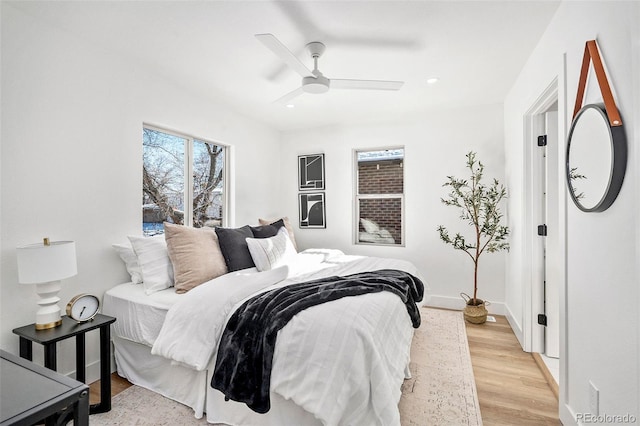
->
[104,221,425,426]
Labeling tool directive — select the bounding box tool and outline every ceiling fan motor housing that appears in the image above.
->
[303,72,330,94]
[302,42,330,94]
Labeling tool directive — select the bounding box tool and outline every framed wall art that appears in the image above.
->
[298,154,325,190]
[299,192,325,228]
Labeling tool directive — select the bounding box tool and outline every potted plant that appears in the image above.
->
[437,151,509,324]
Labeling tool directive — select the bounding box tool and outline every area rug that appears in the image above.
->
[399,308,483,425]
[91,308,481,426]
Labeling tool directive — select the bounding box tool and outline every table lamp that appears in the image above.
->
[16,238,77,330]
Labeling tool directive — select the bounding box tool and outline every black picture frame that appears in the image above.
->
[298,154,325,191]
[298,192,325,229]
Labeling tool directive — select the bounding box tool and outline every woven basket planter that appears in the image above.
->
[461,293,490,324]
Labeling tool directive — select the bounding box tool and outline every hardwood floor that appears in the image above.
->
[466,314,561,426]
[90,313,561,424]
[89,372,131,405]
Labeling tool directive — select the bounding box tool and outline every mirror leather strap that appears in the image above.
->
[572,40,622,127]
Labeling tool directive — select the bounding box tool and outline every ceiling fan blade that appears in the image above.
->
[255,33,314,78]
[274,87,305,105]
[331,79,404,91]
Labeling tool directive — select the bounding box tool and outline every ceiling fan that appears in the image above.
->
[255,33,404,105]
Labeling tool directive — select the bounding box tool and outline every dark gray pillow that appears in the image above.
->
[250,219,285,238]
[215,225,255,272]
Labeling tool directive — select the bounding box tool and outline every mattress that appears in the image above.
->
[103,265,264,347]
[102,282,182,347]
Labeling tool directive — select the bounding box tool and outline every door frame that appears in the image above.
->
[543,110,560,358]
[522,77,565,355]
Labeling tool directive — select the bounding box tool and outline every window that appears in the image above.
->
[355,148,404,246]
[142,126,226,235]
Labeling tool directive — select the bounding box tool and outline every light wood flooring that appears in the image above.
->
[465,314,561,425]
[90,313,561,425]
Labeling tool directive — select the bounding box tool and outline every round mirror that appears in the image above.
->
[566,104,627,212]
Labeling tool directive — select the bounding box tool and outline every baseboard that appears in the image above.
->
[427,295,506,316]
[505,305,525,349]
[560,401,578,425]
[532,352,559,399]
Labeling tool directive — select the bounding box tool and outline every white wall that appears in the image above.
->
[504,1,639,423]
[0,4,282,379]
[281,104,508,312]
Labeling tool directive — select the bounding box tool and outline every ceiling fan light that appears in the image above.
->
[303,83,330,94]
[302,75,330,94]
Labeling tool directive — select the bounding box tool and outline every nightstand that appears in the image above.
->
[0,349,89,426]
[12,314,116,414]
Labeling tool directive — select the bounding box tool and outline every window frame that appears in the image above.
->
[353,146,405,247]
[143,123,229,231]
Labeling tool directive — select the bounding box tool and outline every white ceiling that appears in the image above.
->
[9,0,560,132]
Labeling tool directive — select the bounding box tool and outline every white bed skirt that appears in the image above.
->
[112,336,322,425]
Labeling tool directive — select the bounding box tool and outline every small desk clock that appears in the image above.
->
[66,294,100,323]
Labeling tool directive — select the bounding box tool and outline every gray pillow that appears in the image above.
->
[215,225,255,272]
[250,219,285,238]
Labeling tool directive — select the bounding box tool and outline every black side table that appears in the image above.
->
[0,349,89,426]
[12,314,116,414]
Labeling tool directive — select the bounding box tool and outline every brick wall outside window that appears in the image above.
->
[356,153,403,245]
[358,159,404,194]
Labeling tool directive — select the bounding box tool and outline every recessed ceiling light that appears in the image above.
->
[286,104,295,108]
[427,77,439,84]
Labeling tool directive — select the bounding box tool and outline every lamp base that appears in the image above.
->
[35,281,62,330]
[35,319,63,330]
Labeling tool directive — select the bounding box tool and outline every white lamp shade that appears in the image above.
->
[16,240,77,284]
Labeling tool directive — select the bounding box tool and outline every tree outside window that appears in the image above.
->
[143,127,225,235]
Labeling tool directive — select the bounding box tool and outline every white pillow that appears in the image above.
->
[258,217,298,251]
[246,227,297,272]
[112,243,143,284]
[360,218,380,234]
[128,235,174,295]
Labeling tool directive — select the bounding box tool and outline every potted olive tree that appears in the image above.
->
[437,152,509,324]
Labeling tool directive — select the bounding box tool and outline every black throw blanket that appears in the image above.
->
[210,269,424,414]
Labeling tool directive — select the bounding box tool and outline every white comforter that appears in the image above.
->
[152,249,424,426]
